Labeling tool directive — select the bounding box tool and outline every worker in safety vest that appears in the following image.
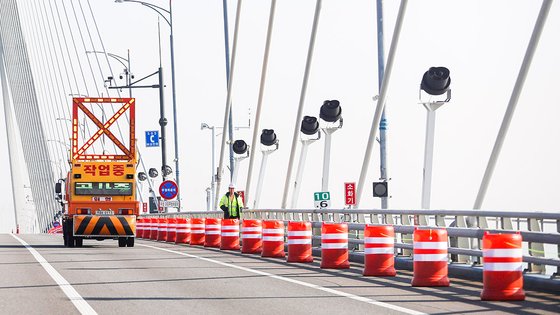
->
[219,183,244,219]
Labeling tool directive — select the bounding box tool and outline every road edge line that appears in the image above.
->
[10,234,97,315]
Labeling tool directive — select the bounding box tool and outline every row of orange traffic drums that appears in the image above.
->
[136,217,524,301]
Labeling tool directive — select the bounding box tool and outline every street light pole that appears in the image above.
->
[85,50,132,97]
[115,0,180,196]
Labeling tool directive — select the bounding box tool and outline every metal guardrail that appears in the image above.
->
[141,208,560,278]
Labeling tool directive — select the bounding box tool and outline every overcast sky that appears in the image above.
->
[1,0,559,232]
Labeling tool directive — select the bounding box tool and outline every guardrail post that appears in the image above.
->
[527,217,545,274]
[400,214,413,256]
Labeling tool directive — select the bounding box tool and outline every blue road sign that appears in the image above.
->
[145,130,159,147]
[159,180,178,200]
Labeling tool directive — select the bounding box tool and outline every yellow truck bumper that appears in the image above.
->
[73,215,136,237]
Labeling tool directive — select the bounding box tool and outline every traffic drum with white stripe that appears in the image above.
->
[241,219,262,254]
[149,218,158,240]
[481,232,525,301]
[175,218,191,244]
[157,218,168,242]
[220,219,240,250]
[166,217,177,243]
[363,224,396,276]
[411,228,450,287]
[136,218,145,239]
[321,223,349,269]
[205,218,222,248]
[287,221,313,263]
[190,218,205,246]
[262,220,285,258]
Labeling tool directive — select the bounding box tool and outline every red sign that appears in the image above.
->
[237,190,245,206]
[159,180,178,200]
[142,202,148,213]
[83,163,125,177]
[344,182,356,205]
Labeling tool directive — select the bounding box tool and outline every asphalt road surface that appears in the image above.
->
[1,234,558,315]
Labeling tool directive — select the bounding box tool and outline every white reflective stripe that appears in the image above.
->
[263,228,284,234]
[262,236,284,242]
[322,243,348,249]
[288,231,312,237]
[414,242,448,250]
[242,227,262,232]
[167,224,177,228]
[364,237,394,244]
[322,233,348,240]
[365,247,394,254]
[167,229,176,232]
[413,254,448,261]
[288,239,312,245]
[242,234,262,239]
[191,224,205,229]
[205,224,220,229]
[206,231,221,235]
[175,228,190,233]
[221,226,240,231]
[191,229,205,234]
[483,248,523,258]
[221,232,239,237]
[484,262,523,271]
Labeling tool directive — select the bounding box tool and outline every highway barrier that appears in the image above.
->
[412,228,450,287]
[262,220,285,258]
[363,224,396,276]
[288,221,313,263]
[175,218,191,244]
[220,219,240,250]
[204,218,221,248]
[149,218,158,240]
[190,218,205,246]
[157,218,167,242]
[241,219,262,254]
[481,232,525,301]
[166,218,177,243]
[321,222,349,269]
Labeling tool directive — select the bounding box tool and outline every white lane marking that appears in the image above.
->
[139,243,425,315]
[11,234,97,315]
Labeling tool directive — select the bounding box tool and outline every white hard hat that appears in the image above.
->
[228,183,235,189]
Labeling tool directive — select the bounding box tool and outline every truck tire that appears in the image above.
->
[75,238,83,247]
[65,220,75,248]
[63,223,68,247]
[126,237,135,247]
[118,238,126,247]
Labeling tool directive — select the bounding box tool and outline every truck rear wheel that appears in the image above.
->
[64,220,75,248]
[118,238,126,247]
[75,237,83,247]
[126,237,135,247]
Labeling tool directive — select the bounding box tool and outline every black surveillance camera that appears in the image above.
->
[107,76,114,81]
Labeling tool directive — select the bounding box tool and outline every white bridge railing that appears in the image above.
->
[143,208,560,278]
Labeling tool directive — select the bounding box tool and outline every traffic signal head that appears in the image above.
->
[420,67,451,96]
[372,181,388,198]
